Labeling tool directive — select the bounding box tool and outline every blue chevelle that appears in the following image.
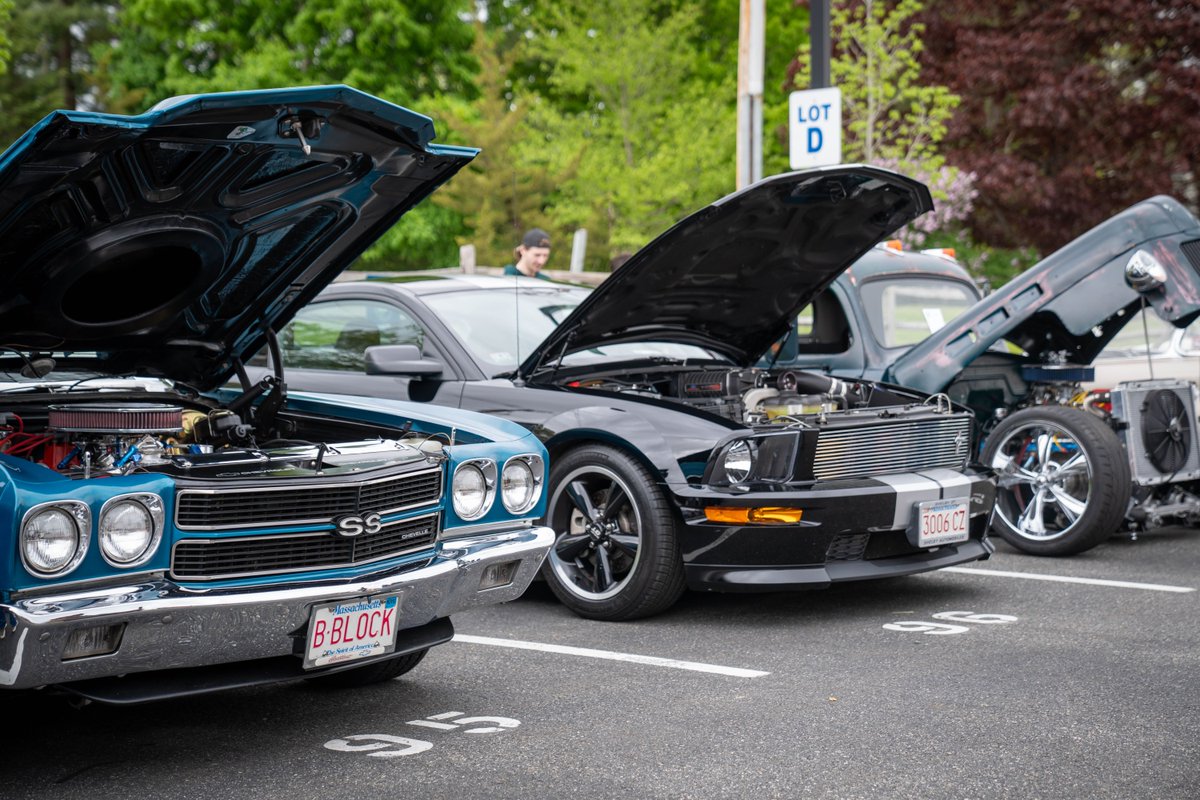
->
[0,86,552,703]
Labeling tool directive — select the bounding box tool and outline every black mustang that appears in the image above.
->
[250,166,996,620]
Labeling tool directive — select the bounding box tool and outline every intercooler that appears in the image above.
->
[811,414,973,480]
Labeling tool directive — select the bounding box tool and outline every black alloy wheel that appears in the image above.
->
[543,444,685,621]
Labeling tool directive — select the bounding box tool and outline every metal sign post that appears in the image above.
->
[736,0,765,190]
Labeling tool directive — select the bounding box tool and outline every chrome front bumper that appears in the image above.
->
[0,526,553,691]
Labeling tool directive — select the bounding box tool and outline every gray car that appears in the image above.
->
[775,197,1200,555]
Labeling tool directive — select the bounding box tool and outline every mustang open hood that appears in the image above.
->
[0,85,475,389]
[519,166,932,377]
[887,196,1200,395]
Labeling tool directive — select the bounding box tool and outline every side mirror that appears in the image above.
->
[364,344,444,377]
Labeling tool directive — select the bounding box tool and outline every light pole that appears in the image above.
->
[736,0,764,190]
[811,0,831,89]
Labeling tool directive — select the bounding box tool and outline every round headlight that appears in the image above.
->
[722,440,754,483]
[99,499,157,565]
[501,459,536,513]
[22,505,85,575]
[453,464,489,520]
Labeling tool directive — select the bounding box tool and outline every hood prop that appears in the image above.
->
[226,329,289,439]
[280,113,325,157]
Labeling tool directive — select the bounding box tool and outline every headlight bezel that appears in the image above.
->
[707,432,801,487]
[20,500,91,578]
[452,458,497,521]
[722,439,754,483]
[500,453,545,514]
[98,493,165,568]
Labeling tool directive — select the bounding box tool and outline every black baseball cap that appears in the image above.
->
[521,228,551,248]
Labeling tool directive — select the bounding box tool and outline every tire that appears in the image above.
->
[982,405,1131,556]
[305,648,429,688]
[542,444,686,620]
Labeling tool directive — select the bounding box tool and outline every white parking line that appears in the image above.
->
[942,566,1197,593]
[453,634,770,678]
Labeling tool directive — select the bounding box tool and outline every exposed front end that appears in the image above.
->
[673,393,994,591]
[0,394,552,702]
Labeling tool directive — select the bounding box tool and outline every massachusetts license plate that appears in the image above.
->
[914,497,970,548]
[303,595,400,670]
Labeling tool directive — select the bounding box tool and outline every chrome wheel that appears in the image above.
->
[989,420,1092,543]
[982,405,1129,556]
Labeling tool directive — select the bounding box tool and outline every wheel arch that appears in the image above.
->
[538,404,712,489]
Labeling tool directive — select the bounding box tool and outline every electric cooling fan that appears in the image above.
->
[1141,389,1192,472]
[1110,380,1200,485]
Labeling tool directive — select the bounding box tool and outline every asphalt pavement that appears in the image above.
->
[4,528,1198,800]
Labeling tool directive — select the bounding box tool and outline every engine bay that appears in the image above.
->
[560,365,937,426]
[0,396,443,481]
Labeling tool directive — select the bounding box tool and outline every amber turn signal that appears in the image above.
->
[704,507,804,524]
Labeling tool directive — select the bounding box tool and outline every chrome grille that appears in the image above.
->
[171,513,440,581]
[1181,239,1200,274]
[175,467,442,530]
[812,415,972,480]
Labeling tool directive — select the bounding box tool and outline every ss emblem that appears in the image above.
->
[334,511,383,537]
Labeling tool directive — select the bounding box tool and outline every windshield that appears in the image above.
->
[860,277,981,349]
[421,286,722,372]
[1097,307,1176,357]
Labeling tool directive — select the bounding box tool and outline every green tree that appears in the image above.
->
[429,26,567,268]
[111,0,477,101]
[515,0,735,266]
[0,0,114,147]
[791,0,958,168]
[0,0,13,75]
[785,1,986,273]
[104,0,479,270]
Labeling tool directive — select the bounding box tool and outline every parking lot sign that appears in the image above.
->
[789,87,842,169]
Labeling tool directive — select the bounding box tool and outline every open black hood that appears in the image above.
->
[0,85,475,389]
[519,166,931,376]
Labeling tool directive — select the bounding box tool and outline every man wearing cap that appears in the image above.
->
[503,228,552,280]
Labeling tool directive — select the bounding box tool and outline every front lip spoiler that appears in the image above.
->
[0,526,553,696]
[684,537,994,592]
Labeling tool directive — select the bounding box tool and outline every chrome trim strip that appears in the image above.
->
[8,570,165,601]
[174,465,444,531]
[441,517,537,540]
[169,513,441,582]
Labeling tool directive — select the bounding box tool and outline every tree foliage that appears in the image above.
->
[0,0,13,75]
[789,0,958,167]
[98,0,480,270]
[425,26,567,268]
[917,1,1200,255]
[0,0,114,147]
[111,0,476,101]
[508,0,736,266]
